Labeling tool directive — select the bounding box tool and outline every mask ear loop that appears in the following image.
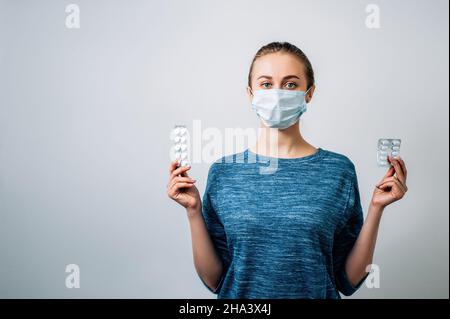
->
[304,86,313,103]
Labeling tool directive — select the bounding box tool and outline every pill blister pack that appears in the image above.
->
[377,138,401,167]
[171,125,190,167]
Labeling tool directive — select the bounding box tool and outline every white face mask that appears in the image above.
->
[251,88,311,129]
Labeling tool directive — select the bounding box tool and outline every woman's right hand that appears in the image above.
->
[167,160,201,212]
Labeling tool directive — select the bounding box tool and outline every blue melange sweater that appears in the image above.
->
[199,147,368,299]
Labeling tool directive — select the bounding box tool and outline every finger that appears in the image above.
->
[376,175,397,187]
[377,178,407,193]
[378,176,406,191]
[168,176,196,189]
[397,157,408,180]
[377,180,399,192]
[376,180,394,190]
[180,166,191,178]
[388,156,406,185]
[377,180,406,200]
[377,176,407,188]
[169,160,179,174]
[381,166,395,182]
[170,165,191,180]
[174,176,196,184]
[171,182,195,193]
[376,166,394,186]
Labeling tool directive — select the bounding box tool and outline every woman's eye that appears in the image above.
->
[285,82,297,89]
[261,83,271,89]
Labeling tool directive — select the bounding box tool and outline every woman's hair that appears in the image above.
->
[247,41,315,90]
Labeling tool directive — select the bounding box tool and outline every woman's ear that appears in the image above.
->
[246,86,254,102]
[305,85,316,103]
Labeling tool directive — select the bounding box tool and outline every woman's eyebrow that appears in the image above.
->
[282,75,301,80]
[256,75,272,80]
[256,75,301,80]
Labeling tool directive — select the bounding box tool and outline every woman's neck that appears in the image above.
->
[250,122,317,158]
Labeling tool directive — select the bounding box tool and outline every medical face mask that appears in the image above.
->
[251,88,311,129]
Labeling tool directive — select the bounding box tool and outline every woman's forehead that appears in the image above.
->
[252,52,305,78]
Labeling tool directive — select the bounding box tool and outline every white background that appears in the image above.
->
[0,0,448,298]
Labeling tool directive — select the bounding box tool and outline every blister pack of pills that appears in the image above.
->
[171,125,190,167]
[377,138,401,167]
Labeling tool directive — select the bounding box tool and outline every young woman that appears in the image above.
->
[167,42,408,299]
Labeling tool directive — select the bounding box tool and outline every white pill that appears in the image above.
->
[174,144,181,151]
[380,140,390,146]
[392,145,400,150]
[179,127,187,135]
[174,152,181,159]
[392,140,401,145]
[180,136,186,143]
[181,145,187,151]
[181,152,187,159]
[174,136,181,143]
[173,127,180,135]
[181,160,189,167]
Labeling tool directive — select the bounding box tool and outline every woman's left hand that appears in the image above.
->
[371,156,408,209]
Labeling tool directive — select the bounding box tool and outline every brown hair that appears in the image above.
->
[247,41,315,90]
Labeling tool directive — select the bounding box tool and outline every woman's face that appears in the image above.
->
[247,52,315,103]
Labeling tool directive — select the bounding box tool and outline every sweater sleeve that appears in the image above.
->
[332,167,369,296]
[198,164,231,295]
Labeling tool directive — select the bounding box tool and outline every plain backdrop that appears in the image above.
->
[0,0,448,298]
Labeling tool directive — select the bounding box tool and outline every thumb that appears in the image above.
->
[180,165,191,178]
[379,166,395,183]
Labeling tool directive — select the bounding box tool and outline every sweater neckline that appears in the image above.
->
[245,147,325,163]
